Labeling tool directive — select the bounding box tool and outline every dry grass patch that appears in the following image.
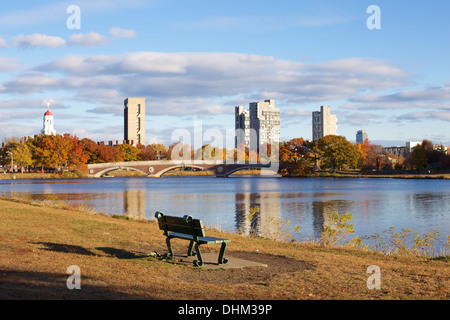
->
[0,197,448,300]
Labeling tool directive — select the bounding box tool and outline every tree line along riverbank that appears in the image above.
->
[0,168,449,180]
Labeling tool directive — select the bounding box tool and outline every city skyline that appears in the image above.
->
[0,1,449,147]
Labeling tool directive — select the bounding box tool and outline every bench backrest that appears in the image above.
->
[155,212,206,240]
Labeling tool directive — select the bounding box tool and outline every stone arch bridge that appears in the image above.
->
[86,160,276,178]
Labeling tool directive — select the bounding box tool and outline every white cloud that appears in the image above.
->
[1,73,61,93]
[23,52,414,113]
[0,37,7,48]
[310,58,410,78]
[0,57,21,71]
[397,111,450,122]
[68,32,111,47]
[11,33,66,48]
[109,27,137,39]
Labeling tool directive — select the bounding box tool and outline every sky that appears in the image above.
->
[0,0,449,147]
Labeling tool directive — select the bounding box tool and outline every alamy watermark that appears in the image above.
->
[366,265,381,290]
[66,5,81,30]
[169,121,279,175]
[66,265,81,290]
[367,5,381,30]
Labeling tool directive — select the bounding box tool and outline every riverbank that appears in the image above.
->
[1,168,449,180]
[0,196,448,300]
[0,169,274,180]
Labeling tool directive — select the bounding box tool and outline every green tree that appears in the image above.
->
[411,144,427,173]
[315,135,359,172]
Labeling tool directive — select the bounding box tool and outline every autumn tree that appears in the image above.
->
[355,139,371,169]
[95,144,125,163]
[1,141,33,173]
[315,135,359,172]
[167,142,192,160]
[80,138,99,164]
[138,143,167,160]
[117,144,140,161]
[30,134,71,170]
[63,134,89,171]
[279,138,312,176]
[195,144,217,160]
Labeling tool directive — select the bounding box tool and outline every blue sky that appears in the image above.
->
[1,0,449,147]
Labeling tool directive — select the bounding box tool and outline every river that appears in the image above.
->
[1,176,449,253]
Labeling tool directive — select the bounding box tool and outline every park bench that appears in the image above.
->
[154,211,230,267]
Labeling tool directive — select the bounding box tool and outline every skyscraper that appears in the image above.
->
[124,97,145,146]
[235,105,250,148]
[235,99,280,151]
[312,105,337,141]
[356,130,368,144]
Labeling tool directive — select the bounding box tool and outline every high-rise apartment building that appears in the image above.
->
[312,105,337,141]
[235,105,250,148]
[235,99,280,151]
[356,130,368,144]
[124,97,145,146]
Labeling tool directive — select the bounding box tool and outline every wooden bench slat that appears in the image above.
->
[168,232,231,244]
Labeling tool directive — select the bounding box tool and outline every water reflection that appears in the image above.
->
[311,200,340,239]
[123,190,146,218]
[0,177,448,249]
[234,192,281,238]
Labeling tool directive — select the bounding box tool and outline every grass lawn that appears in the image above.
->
[0,197,448,300]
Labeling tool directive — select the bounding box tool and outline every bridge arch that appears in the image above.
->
[95,166,149,177]
[222,166,267,177]
[155,164,215,177]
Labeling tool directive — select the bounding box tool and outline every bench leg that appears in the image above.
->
[166,237,174,257]
[218,242,228,264]
[194,243,203,267]
[187,240,196,256]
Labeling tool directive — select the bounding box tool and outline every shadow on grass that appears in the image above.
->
[32,242,149,260]
[95,247,148,259]
[0,269,152,299]
[32,242,96,256]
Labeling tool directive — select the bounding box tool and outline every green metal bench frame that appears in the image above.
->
[155,211,230,267]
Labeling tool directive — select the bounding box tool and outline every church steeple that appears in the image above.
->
[42,103,56,135]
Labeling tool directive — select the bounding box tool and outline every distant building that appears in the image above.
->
[312,105,337,141]
[42,103,56,135]
[406,141,421,153]
[235,99,280,151]
[124,97,145,146]
[235,105,250,148]
[249,99,280,150]
[383,146,406,157]
[356,130,368,144]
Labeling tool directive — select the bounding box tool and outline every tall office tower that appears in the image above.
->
[124,97,145,146]
[312,105,337,141]
[356,130,368,144]
[249,99,280,151]
[235,105,250,148]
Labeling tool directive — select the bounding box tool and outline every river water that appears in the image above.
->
[1,176,449,252]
